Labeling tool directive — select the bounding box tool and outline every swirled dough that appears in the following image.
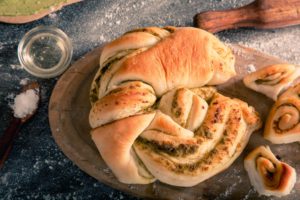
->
[264,83,300,144]
[243,64,300,100]
[244,146,296,197]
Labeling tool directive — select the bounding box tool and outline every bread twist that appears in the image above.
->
[89,27,261,186]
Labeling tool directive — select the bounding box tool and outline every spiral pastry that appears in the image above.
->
[264,83,300,144]
[89,27,261,186]
[244,146,296,197]
[243,64,300,100]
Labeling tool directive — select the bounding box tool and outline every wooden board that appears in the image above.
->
[0,0,81,24]
[49,45,300,200]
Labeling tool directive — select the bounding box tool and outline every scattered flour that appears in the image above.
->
[5,93,15,100]
[19,78,29,86]
[0,172,10,185]
[10,64,23,70]
[5,92,15,108]
[99,34,106,42]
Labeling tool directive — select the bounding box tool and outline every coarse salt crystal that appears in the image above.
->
[12,89,39,118]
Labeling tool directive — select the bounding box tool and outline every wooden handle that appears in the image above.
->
[0,117,22,169]
[194,0,300,33]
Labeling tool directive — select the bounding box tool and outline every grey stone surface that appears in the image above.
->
[1,0,300,199]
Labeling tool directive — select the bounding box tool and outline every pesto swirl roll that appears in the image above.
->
[243,64,300,101]
[244,146,296,197]
[264,83,300,144]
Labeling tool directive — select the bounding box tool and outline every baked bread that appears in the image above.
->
[90,26,236,102]
[244,146,296,197]
[89,27,261,186]
[264,83,300,144]
[243,64,300,100]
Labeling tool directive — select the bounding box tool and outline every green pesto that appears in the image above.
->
[273,103,300,133]
[255,78,282,85]
[89,89,98,104]
[135,131,236,174]
[89,53,127,104]
[125,28,162,39]
[163,27,176,33]
[197,128,213,139]
[0,0,68,16]
[255,72,285,86]
[136,137,198,157]
[171,90,182,118]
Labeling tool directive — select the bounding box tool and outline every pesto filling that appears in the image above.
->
[171,89,185,126]
[255,78,282,85]
[255,72,285,86]
[135,105,241,174]
[125,28,162,39]
[136,137,198,157]
[273,103,300,133]
[90,49,137,104]
[163,26,176,33]
[254,155,281,188]
[124,26,174,39]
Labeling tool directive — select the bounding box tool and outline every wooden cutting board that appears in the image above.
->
[49,45,300,200]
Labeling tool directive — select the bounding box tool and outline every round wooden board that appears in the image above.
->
[49,45,300,200]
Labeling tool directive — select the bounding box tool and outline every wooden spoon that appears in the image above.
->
[0,82,40,169]
[194,0,300,33]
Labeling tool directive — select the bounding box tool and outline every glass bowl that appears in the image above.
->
[18,26,73,78]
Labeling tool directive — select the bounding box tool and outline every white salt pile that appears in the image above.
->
[12,89,39,118]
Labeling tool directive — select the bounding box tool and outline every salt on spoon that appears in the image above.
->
[0,82,40,169]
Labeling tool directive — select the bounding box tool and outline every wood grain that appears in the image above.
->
[194,0,300,33]
[0,0,81,24]
[48,45,300,199]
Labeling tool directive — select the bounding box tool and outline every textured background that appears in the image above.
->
[1,0,300,199]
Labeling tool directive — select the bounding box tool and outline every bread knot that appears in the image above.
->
[89,27,261,186]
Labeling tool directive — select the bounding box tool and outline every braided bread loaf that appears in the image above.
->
[89,27,261,187]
